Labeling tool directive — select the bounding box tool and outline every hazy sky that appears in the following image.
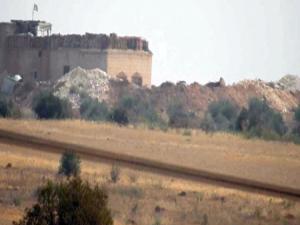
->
[1,0,300,85]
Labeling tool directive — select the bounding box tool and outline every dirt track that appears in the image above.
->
[0,127,299,198]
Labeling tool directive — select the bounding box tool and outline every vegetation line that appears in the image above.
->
[0,128,299,198]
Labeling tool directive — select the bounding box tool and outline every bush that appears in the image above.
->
[80,97,109,121]
[13,178,113,225]
[58,151,81,177]
[167,101,198,128]
[0,97,10,117]
[293,106,300,135]
[294,106,300,123]
[201,100,239,132]
[117,95,161,125]
[110,164,120,183]
[33,92,73,119]
[200,113,216,132]
[109,107,129,125]
[237,98,287,137]
[0,96,21,118]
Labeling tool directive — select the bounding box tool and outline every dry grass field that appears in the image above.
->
[0,119,299,225]
[0,119,299,190]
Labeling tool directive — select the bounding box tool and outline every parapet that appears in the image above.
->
[6,32,150,52]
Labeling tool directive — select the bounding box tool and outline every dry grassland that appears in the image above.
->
[0,119,299,189]
[0,142,299,225]
[0,119,299,225]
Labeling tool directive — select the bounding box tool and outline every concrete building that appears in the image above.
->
[0,20,152,86]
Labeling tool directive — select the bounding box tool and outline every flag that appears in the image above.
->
[33,3,38,12]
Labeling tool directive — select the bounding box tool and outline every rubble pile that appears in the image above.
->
[54,67,110,108]
[233,79,298,113]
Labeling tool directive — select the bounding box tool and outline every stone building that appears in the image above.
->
[0,20,152,86]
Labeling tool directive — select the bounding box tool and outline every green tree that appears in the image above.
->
[292,106,300,135]
[109,107,129,125]
[201,100,239,132]
[0,95,21,118]
[13,178,113,225]
[167,101,195,128]
[117,95,161,125]
[58,152,81,177]
[237,98,287,137]
[0,96,10,117]
[80,97,109,121]
[33,92,72,119]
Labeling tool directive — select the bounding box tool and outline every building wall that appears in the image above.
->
[6,48,40,80]
[5,47,152,85]
[106,49,152,86]
[48,48,107,81]
[5,48,108,81]
[0,23,16,73]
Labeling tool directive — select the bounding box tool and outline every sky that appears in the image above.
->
[1,0,300,85]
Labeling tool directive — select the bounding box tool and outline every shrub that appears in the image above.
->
[80,97,109,121]
[202,100,239,132]
[58,151,81,177]
[167,101,198,128]
[292,106,300,135]
[13,178,113,225]
[117,95,161,125]
[182,129,192,136]
[20,107,36,119]
[110,164,120,183]
[294,106,300,123]
[0,96,10,117]
[109,107,129,125]
[0,96,21,118]
[33,92,73,119]
[13,196,22,206]
[237,98,287,137]
[200,113,216,132]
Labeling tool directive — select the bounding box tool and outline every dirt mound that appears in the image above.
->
[229,79,299,113]
[54,67,110,108]
[108,78,300,123]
